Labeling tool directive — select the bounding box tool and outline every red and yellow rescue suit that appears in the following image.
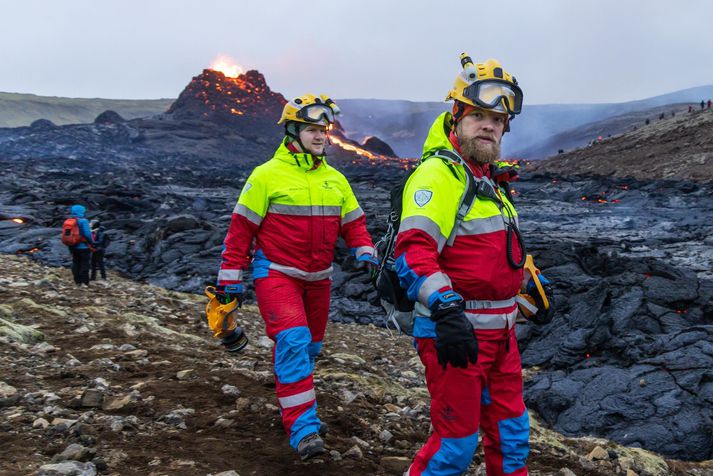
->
[396,112,529,475]
[217,139,374,450]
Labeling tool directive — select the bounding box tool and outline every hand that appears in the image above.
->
[430,291,478,369]
[216,283,244,307]
[526,275,555,325]
[356,253,379,271]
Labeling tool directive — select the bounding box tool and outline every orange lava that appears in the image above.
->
[329,135,384,160]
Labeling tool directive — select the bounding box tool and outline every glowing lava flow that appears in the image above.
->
[328,135,385,160]
[328,135,416,170]
[209,55,244,78]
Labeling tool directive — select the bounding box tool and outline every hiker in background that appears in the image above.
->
[707,99,711,109]
[701,100,705,110]
[61,205,95,286]
[214,94,376,461]
[90,220,110,281]
[689,105,693,113]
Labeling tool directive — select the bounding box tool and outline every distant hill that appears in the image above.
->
[519,103,697,159]
[0,92,173,127]
[338,85,713,158]
[530,108,713,182]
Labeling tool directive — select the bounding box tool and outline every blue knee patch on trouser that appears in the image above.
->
[498,410,530,474]
[274,326,312,383]
[289,402,320,449]
[481,386,492,405]
[424,432,479,475]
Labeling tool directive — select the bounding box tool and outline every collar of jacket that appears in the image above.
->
[273,138,327,171]
[421,112,491,178]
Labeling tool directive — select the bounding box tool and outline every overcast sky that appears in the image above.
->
[1,0,712,105]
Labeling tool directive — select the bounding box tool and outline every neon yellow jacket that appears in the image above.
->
[218,139,374,284]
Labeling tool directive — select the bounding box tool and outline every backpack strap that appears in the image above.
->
[429,149,479,247]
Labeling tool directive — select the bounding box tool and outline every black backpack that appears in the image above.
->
[372,149,481,334]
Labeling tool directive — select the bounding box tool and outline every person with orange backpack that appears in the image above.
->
[62,204,95,285]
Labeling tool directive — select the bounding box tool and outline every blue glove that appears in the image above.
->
[526,274,551,293]
[216,283,244,307]
[526,275,555,325]
[357,253,379,266]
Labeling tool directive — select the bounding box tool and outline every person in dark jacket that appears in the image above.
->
[67,205,95,285]
[90,220,110,280]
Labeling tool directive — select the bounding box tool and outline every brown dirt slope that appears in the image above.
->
[532,108,713,182]
[1,255,712,475]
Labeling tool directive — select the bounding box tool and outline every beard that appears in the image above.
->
[459,136,501,165]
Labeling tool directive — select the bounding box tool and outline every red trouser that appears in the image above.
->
[254,272,331,450]
[409,330,529,476]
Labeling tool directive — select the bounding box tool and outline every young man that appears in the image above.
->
[215,94,377,460]
[395,55,554,475]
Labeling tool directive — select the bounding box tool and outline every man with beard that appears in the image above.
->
[395,55,544,475]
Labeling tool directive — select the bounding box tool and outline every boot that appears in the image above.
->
[297,433,325,461]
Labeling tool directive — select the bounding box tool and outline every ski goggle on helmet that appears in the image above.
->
[297,103,336,124]
[278,94,341,126]
[446,53,523,117]
[463,79,523,115]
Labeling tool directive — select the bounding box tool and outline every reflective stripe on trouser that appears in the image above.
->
[408,331,529,476]
[255,274,331,450]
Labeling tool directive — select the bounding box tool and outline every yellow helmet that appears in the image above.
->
[446,53,523,117]
[277,93,341,126]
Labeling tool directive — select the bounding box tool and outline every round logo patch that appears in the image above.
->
[414,190,433,207]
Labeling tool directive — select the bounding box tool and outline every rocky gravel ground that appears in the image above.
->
[3,255,713,476]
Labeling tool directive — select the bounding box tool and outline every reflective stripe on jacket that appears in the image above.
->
[218,139,374,285]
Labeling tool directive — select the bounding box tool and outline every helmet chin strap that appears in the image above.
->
[285,121,308,154]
